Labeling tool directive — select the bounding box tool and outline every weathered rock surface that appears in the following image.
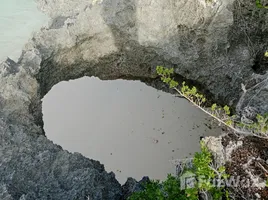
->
[33,0,268,113]
[205,133,268,199]
[0,120,122,200]
[0,0,267,199]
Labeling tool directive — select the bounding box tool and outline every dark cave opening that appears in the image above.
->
[252,51,268,75]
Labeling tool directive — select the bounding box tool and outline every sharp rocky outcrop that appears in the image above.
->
[0,0,267,199]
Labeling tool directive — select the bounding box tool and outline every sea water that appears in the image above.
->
[0,0,47,63]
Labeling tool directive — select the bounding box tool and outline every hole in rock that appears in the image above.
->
[42,77,221,184]
[252,51,268,75]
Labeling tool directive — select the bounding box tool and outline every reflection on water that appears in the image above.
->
[43,77,221,184]
[0,0,47,62]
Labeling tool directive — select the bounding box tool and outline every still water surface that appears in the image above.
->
[42,77,221,184]
[0,0,221,185]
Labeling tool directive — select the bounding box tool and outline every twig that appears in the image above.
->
[257,162,268,174]
[200,190,209,200]
[173,88,252,135]
[172,87,268,139]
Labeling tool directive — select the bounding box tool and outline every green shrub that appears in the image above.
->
[129,175,188,200]
[128,142,228,200]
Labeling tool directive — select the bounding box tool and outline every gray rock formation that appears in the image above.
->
[34,0,268,113]
[0,0,267,199]
[0,122,122,200]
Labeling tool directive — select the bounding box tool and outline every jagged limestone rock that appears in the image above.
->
[33,0,268,113]
[0,0,267,199]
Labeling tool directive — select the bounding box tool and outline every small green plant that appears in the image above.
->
[256,0,268,8]
[156,67,179,89]
[237,113,268,136]
[129,142,229,200]
[128,174,188,200]
[156,66,268,137]
[188,141,229,200]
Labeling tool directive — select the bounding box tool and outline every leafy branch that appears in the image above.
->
[156,66,268,138]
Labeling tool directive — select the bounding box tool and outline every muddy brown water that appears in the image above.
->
[42,77,221,184]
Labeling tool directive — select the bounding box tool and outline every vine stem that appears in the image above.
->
[257,162,268,174]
